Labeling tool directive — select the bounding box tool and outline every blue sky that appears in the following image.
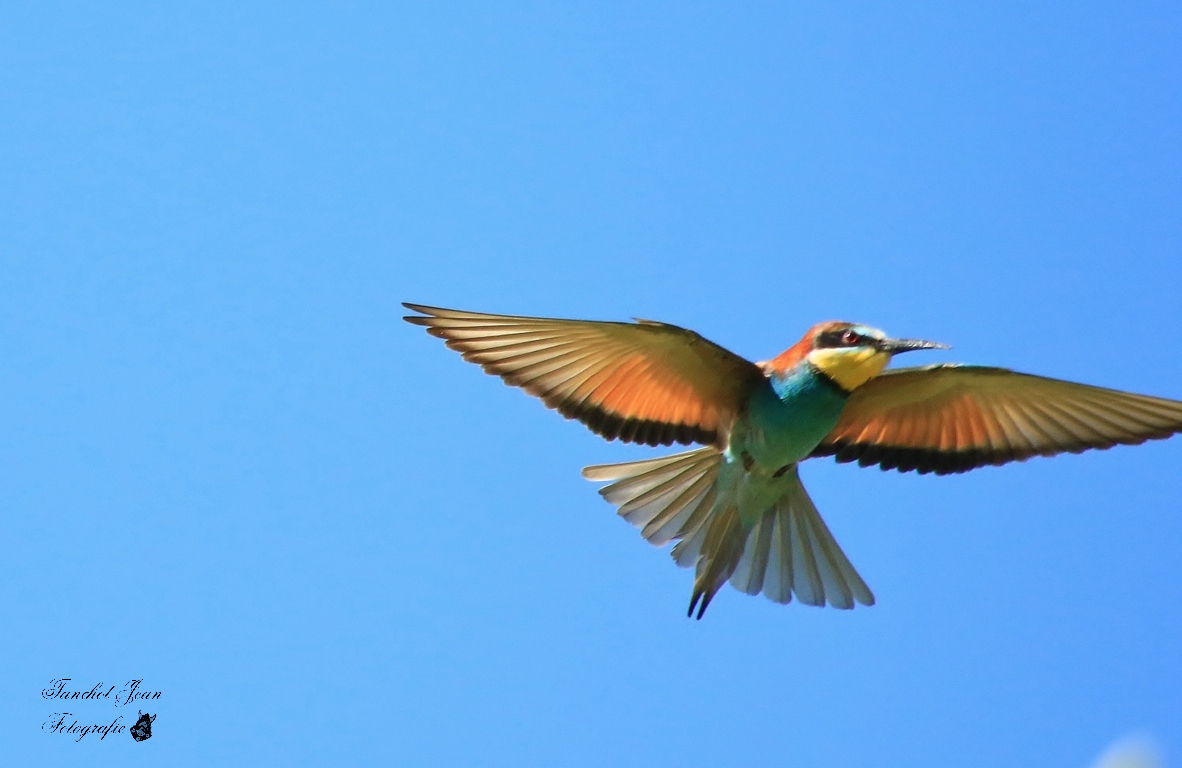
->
[2,2,1180,765]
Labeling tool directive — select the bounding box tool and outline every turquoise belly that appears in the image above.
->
[732,368,848,470]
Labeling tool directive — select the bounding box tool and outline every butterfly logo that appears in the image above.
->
[130,711,156,742]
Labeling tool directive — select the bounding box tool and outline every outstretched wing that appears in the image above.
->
[811,364,1182,475]
[404,304,765,447]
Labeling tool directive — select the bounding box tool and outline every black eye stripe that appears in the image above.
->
[817,329,857,348]
[816,328,880,349]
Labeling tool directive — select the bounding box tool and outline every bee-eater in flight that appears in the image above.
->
[405,304,1182,618]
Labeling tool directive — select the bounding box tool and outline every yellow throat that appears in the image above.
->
[806,347,889,391]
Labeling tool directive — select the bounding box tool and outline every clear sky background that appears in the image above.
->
[2,2,1180,766]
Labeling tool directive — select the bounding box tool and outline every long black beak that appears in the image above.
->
[879,337,949,354]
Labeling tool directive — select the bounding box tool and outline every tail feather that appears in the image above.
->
[641,477,716,546]
[583,449,721,543]
[619,467,717,546]
[730,510,775,596]
[729,468,874,608]
[670,486,716,567]
[583,450,874,617]
[687,504,745,619]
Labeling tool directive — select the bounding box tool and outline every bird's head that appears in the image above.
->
[762,321,948,391]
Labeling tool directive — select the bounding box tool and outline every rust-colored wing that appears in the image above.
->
[812,364,1182,475]
[404,304,766,447]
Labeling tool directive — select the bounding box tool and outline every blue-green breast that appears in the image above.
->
[732,364,849,470]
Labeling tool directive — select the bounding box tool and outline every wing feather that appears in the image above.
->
[813,364,1182,474]
[405,304,765,447]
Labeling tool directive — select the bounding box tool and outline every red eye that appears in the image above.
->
[841,330,859,345]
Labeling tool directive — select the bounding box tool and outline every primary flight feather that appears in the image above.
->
[405,303,1182,618]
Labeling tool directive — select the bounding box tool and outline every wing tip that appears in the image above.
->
[581,465,613,481]
[817,434,1182,475]
[402,301,439,325]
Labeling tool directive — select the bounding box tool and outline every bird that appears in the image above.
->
[404,303,1182,618]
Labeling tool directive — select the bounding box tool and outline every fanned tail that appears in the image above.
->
[583,452,874,618]
[582,448,722,547]
[728,465,875,610]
